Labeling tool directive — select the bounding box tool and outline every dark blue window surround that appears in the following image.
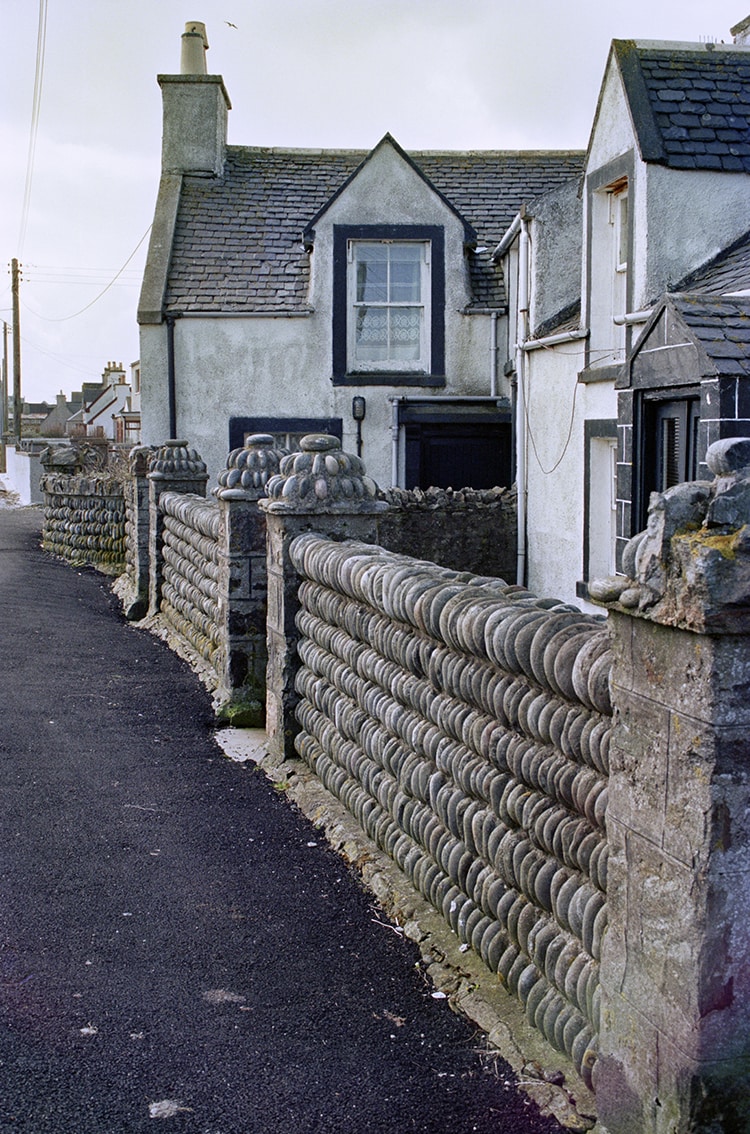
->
[332,224,445,387]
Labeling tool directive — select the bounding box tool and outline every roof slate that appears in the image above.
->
[164,145,583,314]
[615,41,750,171]
[671,294,750,378]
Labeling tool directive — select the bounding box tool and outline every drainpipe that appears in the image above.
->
[515,216,530,588]
[489,311,499,397]
[165,314,179,440]
[390,397,401,487]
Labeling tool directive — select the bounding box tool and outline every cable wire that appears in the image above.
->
[23,226,152,322]
[18,0,49,255]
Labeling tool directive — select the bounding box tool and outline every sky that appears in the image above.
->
[1,0,745,404]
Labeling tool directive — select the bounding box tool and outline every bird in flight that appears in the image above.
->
[225,21,238,28]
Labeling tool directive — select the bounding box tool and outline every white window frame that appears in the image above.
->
[346,239,431,373]
[610,183,629,274]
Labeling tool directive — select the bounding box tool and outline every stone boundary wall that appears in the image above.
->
[40,473,126,570]
[289,532,612,1088]
[158,491,221,670]
[378,485,517,579]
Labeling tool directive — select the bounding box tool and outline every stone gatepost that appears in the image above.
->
[119,445,155,620]
[147,440,209,617]
[213,435,285,724]
[258,433,388,760]
[589,438,750,1134]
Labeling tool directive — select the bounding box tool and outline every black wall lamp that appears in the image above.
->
[352,395,366,457]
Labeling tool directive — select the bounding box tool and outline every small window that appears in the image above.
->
[349,241,430,372]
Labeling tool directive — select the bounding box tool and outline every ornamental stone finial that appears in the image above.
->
[215,434,286,500]
[148,440,208,481]
[589,438,750,630]
[261,434,386,514]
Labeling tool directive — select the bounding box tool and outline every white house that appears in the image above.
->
[138,22,583,490]
[498,21,750,607]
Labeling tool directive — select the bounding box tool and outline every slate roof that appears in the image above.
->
[164,145,583,315]
[614,40,750,171]
[671,294,750,378]
[675,229,750,296]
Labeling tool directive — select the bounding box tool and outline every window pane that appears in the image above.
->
[356,251,388,302]
[617,195,628,268]
[389,308,421,360]
[355,306,388,360]
[389,244,422,303]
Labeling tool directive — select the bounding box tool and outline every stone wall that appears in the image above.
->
[377,485,517,578]
[159,490,222,667]
[41,473,126,570]
[260,435,611,1088]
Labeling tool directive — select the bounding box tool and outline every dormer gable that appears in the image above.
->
[302,133,476,250]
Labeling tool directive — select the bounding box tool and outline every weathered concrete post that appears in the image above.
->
[213,435,285,724]
[118,445,155,620]
[590,438,750,1134]
[147,440,208,617]
[259,434,388,760]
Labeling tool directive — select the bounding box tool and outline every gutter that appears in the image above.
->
[613,308,652,326]
[522,328,589,352]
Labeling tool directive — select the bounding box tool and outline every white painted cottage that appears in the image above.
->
[498,22,750,607]
[138,22,583,490]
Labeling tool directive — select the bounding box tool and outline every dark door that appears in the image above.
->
[640,395,700,525]
[404,422,512,490]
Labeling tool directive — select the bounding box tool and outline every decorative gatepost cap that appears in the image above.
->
[215,433,286,501]
[589,438,750,631]
[147,440,208,482]
[128,445,156,477]
[259,433,387,514]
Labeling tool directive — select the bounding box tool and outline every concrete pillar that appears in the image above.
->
[259,434,388,760]
[120,445,155,620]
[591,438,750,1133]
[213,435,284,722]
[147,440,208,617]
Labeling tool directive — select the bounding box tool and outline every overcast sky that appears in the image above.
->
[1,0,745,404]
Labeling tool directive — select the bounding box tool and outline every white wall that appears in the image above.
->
[1,447,44,506]
[522,340,617,609]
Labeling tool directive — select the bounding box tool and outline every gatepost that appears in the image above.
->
[213,434,285,721]
[259,434,388,760]
[590,438,750,1133]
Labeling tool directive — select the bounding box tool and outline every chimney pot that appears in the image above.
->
[181,21,209,74]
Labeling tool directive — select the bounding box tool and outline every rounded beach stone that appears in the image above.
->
[706,436,750,476]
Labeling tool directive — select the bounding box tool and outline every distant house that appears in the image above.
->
[138,22,583,489]
[112,361,142,444]
[497,22,750,605]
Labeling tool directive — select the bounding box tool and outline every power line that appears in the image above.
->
[20,226,152,322]
[18,0,49,255]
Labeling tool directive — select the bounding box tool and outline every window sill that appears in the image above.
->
[333,372,447,388]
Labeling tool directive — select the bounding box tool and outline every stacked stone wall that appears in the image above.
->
[289,532,611,1087]
[41,474,126,570]
[158,491,221,668]
[378,485,517,579]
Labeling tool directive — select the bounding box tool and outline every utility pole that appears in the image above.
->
[11,259,22,447]
[1,321,8,472]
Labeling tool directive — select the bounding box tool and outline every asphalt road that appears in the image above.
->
[0,505,564,1134]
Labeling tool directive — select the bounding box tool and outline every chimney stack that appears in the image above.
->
[158,22,231,177]
[181,21,208,74]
